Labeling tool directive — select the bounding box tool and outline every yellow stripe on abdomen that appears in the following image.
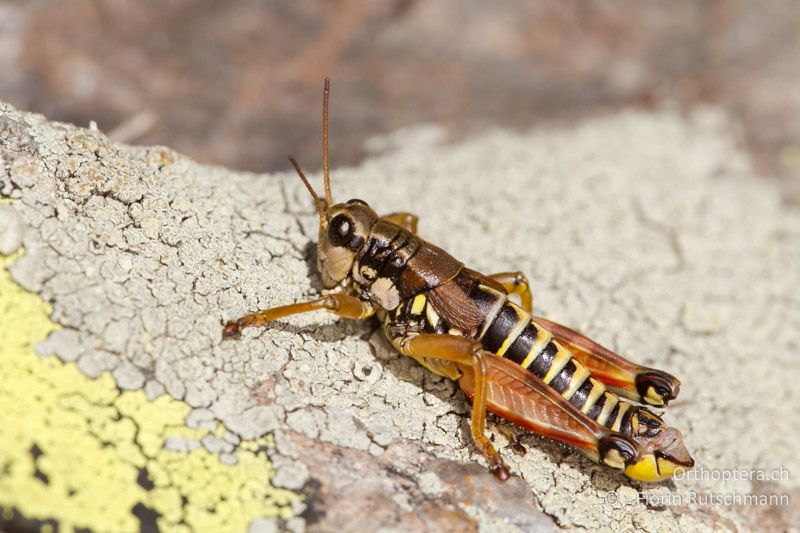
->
[561,363,590,399]
[542,342,571,384]
[519,328,553,370]
[411,294,426,315]
[611,402,631,433]
[596,394,619,426]
[580,378,607,414]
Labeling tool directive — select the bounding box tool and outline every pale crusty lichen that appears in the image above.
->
[2,100,799,531]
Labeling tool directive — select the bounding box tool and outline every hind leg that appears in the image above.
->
[390,332,509,480]
[461,353,643,474]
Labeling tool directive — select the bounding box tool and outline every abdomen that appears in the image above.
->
[469,283,636,435]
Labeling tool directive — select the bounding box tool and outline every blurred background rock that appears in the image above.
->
[1,0,798,202]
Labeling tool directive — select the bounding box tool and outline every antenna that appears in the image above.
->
[289,156,325,223]
[322,77,333,206]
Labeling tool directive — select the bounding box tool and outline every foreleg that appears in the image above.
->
[222,293,374,338]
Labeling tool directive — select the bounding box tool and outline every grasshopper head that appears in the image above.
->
[316,199,377,288]
[289,158,378,288]
[289,78,378,289]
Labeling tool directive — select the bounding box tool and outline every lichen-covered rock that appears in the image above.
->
[2,100,798,531]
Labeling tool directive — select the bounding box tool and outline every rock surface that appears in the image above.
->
[1,102,799,531]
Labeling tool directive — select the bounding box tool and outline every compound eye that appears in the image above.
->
[328,214,354,246]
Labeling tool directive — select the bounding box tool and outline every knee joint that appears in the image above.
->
[322,296,339,311]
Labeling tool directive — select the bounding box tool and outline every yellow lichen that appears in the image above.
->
[0,249,299,532]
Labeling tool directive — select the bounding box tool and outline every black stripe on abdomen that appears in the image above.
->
[603,402,621,429]
[469,284,505,320]
[568,377,595,410]
[481,304,522,353]
[618,405,635,437]
[549,360,576,394]
[586,392,607,420]
[504,323,538,365]
[529,341,557,379]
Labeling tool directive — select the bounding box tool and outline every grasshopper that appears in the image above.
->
[223,79,694,482]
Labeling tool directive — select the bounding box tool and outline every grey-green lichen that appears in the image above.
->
[2,98,799,531]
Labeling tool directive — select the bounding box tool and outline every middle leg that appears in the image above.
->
[489,271,532,312]
[381,212,419,233]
